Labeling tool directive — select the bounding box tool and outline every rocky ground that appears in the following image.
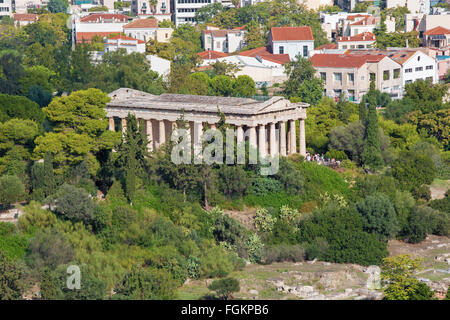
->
[178,235,450,300]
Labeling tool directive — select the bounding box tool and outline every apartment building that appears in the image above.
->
[131,0,171,21]
[104,35,146,54]
[344,15,378,36]
[385,0,430,14]
[311,53,402,101]
[268,26,315,60]
[202,27,246,53]
[0,0,12,17]
[423,26,450,55]
[73,13,132,44]
[347,48,438,88]
[123,18,173,43]
[337,32,376,49]
[173,0,233,26]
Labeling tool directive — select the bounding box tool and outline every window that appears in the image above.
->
[405,68,412,73]
[383,70,390,80]
[334,73,342,83]
[426,76,433,81]
[394,69,400,79]
[369,73,375,81]
[303,45,308,57]
[342,45,347,49]
[279,46,284,54]
[415,67,423,72]
[350,45,355,49]
[426,65,433,70]
[405,80,412,84]
[357,44,364,48]
[320,72,326,82]
[348,73,354,83]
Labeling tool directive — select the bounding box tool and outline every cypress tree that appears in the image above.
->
[117,114,149,204]
[361,94,384,169]
[43,153,57,197]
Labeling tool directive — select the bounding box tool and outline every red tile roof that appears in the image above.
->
[123,18,158,29]
[76,32,119,43]
[197,50,228,60]
[337,32,376,42]
[315,43,337,50]
[80,14,130,23]
[233,25,246,30]
[311,53,385,68]
[347,14,371,21]
[239,46,290,64]
[345,49,415,65]
[350,16,377,26]
[13,14,38,22]
[424,26,450,36]
[270,26,314,41]
[108,35,146,44]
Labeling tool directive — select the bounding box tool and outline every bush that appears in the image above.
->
[0,250,27,300]
[254,208,276,233]
[262,244,305,264]
[355,193,399,240]
[412,185,431,201]
[401,207,428,243]
[208,277,240,300]
[246,233,264,263]
[0,175,25,208]
[248,177,283,196]
[303,237,329,260]
[52,184,96,225]
[325,149,348,161]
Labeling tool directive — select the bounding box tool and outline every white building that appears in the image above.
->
[173,0,233,26]
[104,35,146,54]
[146,54,171,78]
[13,13,39,26]
[385,0,430,14]
[268,26,315,60]
[0,0,12,17]
[347,48,438,92]
[123,18,173,43]
[343,15,378,37]
[405,12,450,33]
[73,13,132,44]
[336,32,376,49]
[131,0,171,21]
[202,27,246,53]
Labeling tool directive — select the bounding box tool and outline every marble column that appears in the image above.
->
[299,118,306,157]
[236,125,244,145]
[258,124,266,158]
[121,118,127,134]
[270,122,277,157]
[279,121,286,156]
[109,117,115,131]
[159,120,165,146]
[193,121,203,162]
[249,126,257,151]
[146,120,153,152]
[288,119,296,155]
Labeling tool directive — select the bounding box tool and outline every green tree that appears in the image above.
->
[361,93,384,169]
[232,75,256,97]
[0,250,26,300]
[355,193,399,240]
[208,277,240,300]
[283,57,324,105]
[0,94,44,125]
[211,75,234,96]
[381,254,431,300]
[116,114,149,203]
[47,0,68,13]
[0,175,25,208]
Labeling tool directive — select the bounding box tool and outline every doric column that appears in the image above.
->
[109,117,115,131]
[193,121,203,162]
[121,118,127,134]
[270,122,276,157]
[299,118,306,157]
[258,124,266,158]
[159,120,165,146]
[280,121,286,156]
[288,119,296,154]
[146,120,153,152]
[236,125,244,145]
[249,126,257,151]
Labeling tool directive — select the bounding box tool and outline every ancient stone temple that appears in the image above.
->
[106,88,308,157]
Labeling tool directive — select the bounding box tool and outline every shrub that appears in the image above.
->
[208,277,240,300]
[18,201,58,234]
[412,185,431,201]
[249,177,283,196]
[325,149,348,161]
[279,205,300,225]
[246,233,264,263]
[254,208,276,233]
[303,237,329,260]
[52,184,96,225]
[355,193,399,241]
[0,175,25,208]
[401,207,428,243]
[0,250,27,300]
[262,244,305,264]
